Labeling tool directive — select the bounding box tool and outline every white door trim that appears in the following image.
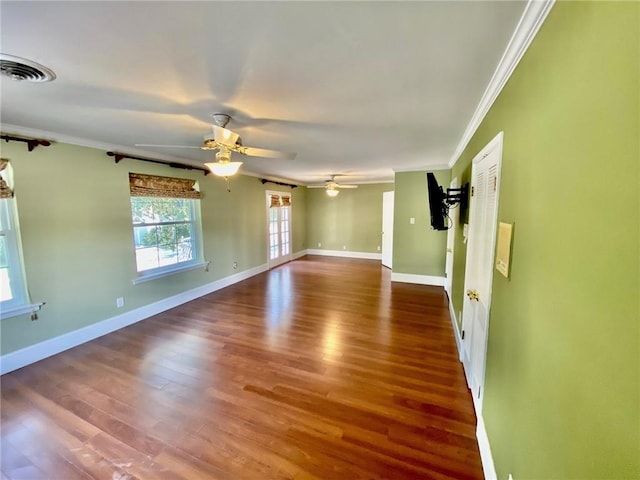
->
[461,131,503,414]
[266,190,293,269]
[381,191,394,269]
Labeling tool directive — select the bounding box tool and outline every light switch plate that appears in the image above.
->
[496,222,514,278]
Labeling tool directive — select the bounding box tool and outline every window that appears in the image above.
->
[0,159,41,319]
[0,197,28,311]
[129,173,205,282]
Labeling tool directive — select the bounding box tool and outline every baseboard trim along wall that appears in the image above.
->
[0,262,269,375]
[390,272,445,286]
[292,250,308,260]
[306,249,382,260]
[477,414,498,480]
[446,295,497,479]
[448,299,464,362]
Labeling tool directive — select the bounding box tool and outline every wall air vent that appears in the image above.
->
[0,54,56,82]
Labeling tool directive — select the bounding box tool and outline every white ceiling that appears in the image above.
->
[0,1,527,185]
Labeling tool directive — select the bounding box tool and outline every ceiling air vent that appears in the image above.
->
[0,54,56,82]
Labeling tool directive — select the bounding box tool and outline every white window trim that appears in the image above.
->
[1,301,44,320]
[0,194,41,320]
[132,260,210,285]
[130,195,206,283]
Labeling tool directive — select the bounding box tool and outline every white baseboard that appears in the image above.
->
[306,249,382,260]
[0,263,269,375]
[292,249,308,260]
[390,272,445,286]
[477,414,498,480]
[448,299,464,362]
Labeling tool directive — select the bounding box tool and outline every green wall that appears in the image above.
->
[0,140,307,354]
[451,2,639,478]
[306,183,393,253]
[393,170,450,276]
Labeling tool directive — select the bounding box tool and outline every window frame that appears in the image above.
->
[130,195,207,284]
[0,197,42,320]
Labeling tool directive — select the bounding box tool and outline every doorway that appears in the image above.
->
[461,132,503,414]
[381,191,394,269]
[266,191,292,269]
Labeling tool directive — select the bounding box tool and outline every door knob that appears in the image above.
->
[466,289,479,301]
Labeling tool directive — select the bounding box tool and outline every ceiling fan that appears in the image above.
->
[135,113,296,177]
[308,175,359,197]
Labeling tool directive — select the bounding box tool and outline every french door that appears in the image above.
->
[266,191,292,269]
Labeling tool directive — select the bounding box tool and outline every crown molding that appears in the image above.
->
[0,122,209,167]
[448,0,556,168]
[393,163,451,173]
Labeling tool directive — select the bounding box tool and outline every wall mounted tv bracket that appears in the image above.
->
[444,183,469,211]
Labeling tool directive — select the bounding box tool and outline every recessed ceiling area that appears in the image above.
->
[0,1,528,184]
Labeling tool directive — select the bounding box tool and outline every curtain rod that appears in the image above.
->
[107,151,210,175]
[260,178,298,189]
[1,134,51,152]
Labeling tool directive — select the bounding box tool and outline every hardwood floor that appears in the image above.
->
[0,256,483,480]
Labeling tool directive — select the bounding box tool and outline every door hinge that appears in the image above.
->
[478,386,481,398]
[461,330,465,340]
[471,186,475,197]
[493,177,497,192]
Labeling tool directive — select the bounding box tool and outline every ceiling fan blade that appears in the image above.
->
[212,125,240,146]
[135,144,202,149]
[307,185,328,188]
[240,146,297,160]
[337,185,359,189]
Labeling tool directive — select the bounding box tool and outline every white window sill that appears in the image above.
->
[1,302,45,320]
[132,260,210,285]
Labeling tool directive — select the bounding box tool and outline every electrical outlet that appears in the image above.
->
[233,261,238,270]
[410,217,415,224]
[318,242,321,247]
[343,245,347,250]
[116,297,125,308]
[377,245,381,251]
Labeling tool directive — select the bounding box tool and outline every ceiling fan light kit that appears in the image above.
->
[205,161,243,177]
[326,188,339,197]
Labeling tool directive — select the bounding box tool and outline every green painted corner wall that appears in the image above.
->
[306,183,393,253]
[0,140,307,354]
[451,2,639,478]
[393,170,450,276]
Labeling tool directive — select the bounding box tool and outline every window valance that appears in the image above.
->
[129,172,201,199]
[0,159,14,199]
[269,194,291,208]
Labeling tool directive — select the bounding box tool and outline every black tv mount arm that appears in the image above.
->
[444,183,469,210]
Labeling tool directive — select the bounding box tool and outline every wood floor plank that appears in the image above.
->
[1,256,483,479]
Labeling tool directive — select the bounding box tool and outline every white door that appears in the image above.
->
[444,178,459,298]
[461,132,503,414]
[266,191,292,269]
[381,191,394,269]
